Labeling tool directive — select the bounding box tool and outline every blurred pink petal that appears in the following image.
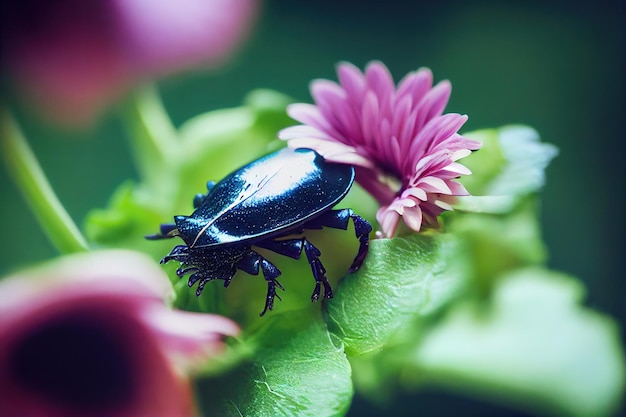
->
[279,61,482,237]
[1,0,258,125]
[0,250,239,417]
[115,0,257,74]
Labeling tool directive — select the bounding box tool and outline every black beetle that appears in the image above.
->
[146,147,372,315]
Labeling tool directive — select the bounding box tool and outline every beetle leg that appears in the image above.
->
[255,237,304,259]
[257,237,333,303]
[160,245,189,264]
[347,213,373,272]
[259,258,283,316]
[237,250,284,316]
[182,270,214,295]
[222,264,238,288]
[302,240,333,302]
[184,267,237,296]
[176,266,198,278]
[306,209,372,272]
[196,276,217,296]
[236,251,260,275]
[188,271,203,288]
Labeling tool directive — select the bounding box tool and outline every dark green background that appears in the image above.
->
[1,1,624,415]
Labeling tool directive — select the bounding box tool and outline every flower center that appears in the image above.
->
[9,312,137,413]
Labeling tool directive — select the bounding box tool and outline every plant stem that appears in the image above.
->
[124,85,178,184]
[0,108,88,254]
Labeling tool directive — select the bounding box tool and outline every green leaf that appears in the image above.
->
[197,310,353,417]
[457,125,558,213]
[407,267,625,417]
[448,199,547,293]
[325,233,470,356]
[84,181,172,257]
[176,89,294,186]
[458,126,507,195]
[487,125,558,196]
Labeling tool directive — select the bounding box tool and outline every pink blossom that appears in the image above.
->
[279,61,481,237]
[0,250,239,417]
[1,0,258,125]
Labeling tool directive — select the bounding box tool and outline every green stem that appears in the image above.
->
[0,108,88,253]
[124,85,179,184]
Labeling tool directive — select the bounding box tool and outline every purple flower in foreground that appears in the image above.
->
[280,61,481,237]
[1,0,257,125]
[0,250,239,417]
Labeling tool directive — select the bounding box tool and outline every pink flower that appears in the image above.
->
[279,61,481,237]
[1,0,258,125]
[0,250,239,417]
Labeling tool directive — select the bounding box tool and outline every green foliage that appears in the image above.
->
[449,200,547,294]
[408,267,625,417]
[44,91,626,417]
[197,310,353,417]
[456,125,559,213]
[325,233,470,355]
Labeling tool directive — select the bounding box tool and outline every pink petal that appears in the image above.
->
[434,199,454,211]
[387,135,403,170]
[3,0,258,126]
[375,117,401,169]
[413,152,441,175]
[285,103,345,141]
[429,113,467,148]
[389,197,417,212]
[311,79,346,105]
[406,113,467,171]
[410,80,452,137]
[311,79,360,140]
[460,137,483,151]
[443,161,472,176]
[364,61,396,112]
[396,68,433,105]
[390,93,414,152]
[361,91,381,147]
[418,176,452,194]
[0,250,172,310]
[431,115,469,153]
[451,148,473,160]
[402,205,424,232]
[285,103,321,124]
[286,138,374,168]
[422,80,452,119]
[116,0,258,72]
[378,117,393,149]
[139,306,239,365]
[0,250,239,417]
[278,125,331,141]
[440,133,481,153]
[401,187,428,201]
[376,206,401,237]
[337,61,367,105]
[447,180,470,196]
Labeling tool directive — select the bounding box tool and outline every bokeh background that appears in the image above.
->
[1,0,624,415]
